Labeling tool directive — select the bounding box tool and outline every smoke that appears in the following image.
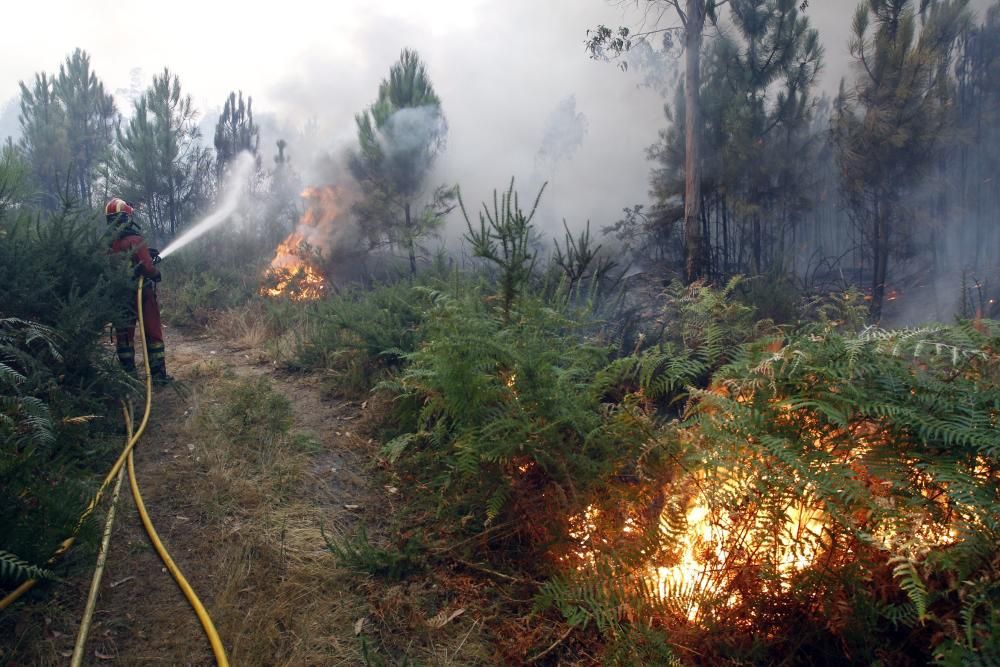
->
[381,106,446,157]
[0,96,19,144]
[2,0,996,288]
[256,0,665,242]
[535,95,588,168]
[379,105,447,195]
[307,186,356,249]
[159,151,256,258]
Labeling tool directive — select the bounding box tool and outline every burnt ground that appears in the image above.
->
[2,328,377,666]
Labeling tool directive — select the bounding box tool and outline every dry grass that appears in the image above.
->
[212,305,272,354]
[172,373,369,666]
[210,302,306,365]
[177,369,495,665]
[2,330,496,665]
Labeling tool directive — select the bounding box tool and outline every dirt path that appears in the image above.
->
[11,327,376,665]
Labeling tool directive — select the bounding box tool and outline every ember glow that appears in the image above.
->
[261,186,346,301]
[647,485,827,622]
[561,405,973,626]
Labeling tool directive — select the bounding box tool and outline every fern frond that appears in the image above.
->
[890,555,929,622]
[0,549,56,583]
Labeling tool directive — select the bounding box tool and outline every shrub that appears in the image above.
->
[342,261,999,662]
[0,203,130,582]
[538,318,1000,664]
[291,281,438,395]
[159,235,269,328]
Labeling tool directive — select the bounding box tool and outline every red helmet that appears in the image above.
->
[105,198,135,226]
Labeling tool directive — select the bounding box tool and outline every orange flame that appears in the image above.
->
[562,406,967,625]
[261,186,346,301]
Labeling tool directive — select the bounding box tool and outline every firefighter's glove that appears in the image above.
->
[149,248,162,265]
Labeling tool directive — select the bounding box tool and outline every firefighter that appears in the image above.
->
[107,198,173,384]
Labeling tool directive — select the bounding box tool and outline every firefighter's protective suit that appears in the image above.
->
[106,198,171,383]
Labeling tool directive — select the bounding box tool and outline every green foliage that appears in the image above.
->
[735,272,802,324]
[0,549,56,584]
[292,279,439,393]
[17,49,116,207]
[114,67,213,237]
[18,72,70,201]
[890,555,929,622]
[592,279,760,420]
[213,90,260,183]
[0,143,30,214]
[323,526,424,581]
[350,48,453,274]
[552,219,618,294]
[642,317,1000,662]
[55,49,117,208]
[382,286,630,545]
[167,272,225,327]
[645,0,823,281]
[0,200,129,576]
[158,224,274,326]
[314,258,998,662]
[460,178,546,322]
[834,0,971,319]
[215,375,293,439]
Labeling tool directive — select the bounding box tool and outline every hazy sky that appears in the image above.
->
[1,0,993,236]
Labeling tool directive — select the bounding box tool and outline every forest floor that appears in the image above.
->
[2,326,492,666]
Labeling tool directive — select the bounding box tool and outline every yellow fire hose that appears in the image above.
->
[70,444,127,667]
[1,278,229,667]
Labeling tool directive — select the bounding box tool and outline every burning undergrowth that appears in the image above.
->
[351,279,999,663]
[538,319,999,661]
[261,184,359,301]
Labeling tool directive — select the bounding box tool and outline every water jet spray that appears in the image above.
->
[158,152,256,260]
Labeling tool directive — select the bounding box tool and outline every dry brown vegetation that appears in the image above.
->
[2,328,497,665]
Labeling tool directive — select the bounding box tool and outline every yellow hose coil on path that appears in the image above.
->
[2,278,230,667]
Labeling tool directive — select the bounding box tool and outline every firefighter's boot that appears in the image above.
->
[147,342,173,384]
[150,363,174,385]
[116,338,136,375]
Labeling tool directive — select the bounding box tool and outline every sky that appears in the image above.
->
[0,0,993,238]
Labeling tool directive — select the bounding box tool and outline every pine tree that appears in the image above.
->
[349,49,455,275]
[55,49,117,207]
[834,0,971,320]
[647,0,823,280]
[17,73,69,203]
[213,90,260,184]
[114,68,212,237]
[949,1,1000,273]
[587,1,727,283]
[268,138,300,235]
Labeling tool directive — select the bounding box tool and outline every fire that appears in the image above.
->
[261,241,327,301]
[562,406,969,626]
[643,480,827,622]
[561,478,830,625]
[261,186,347,301]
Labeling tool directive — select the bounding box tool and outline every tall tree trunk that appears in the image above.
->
[752,215,762,275]
[168,176,177,238]
[701,191,711,278]
[683,0,705,284]
[405,201,416,275]
[870,195,890,322]
[721,197,729,277]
